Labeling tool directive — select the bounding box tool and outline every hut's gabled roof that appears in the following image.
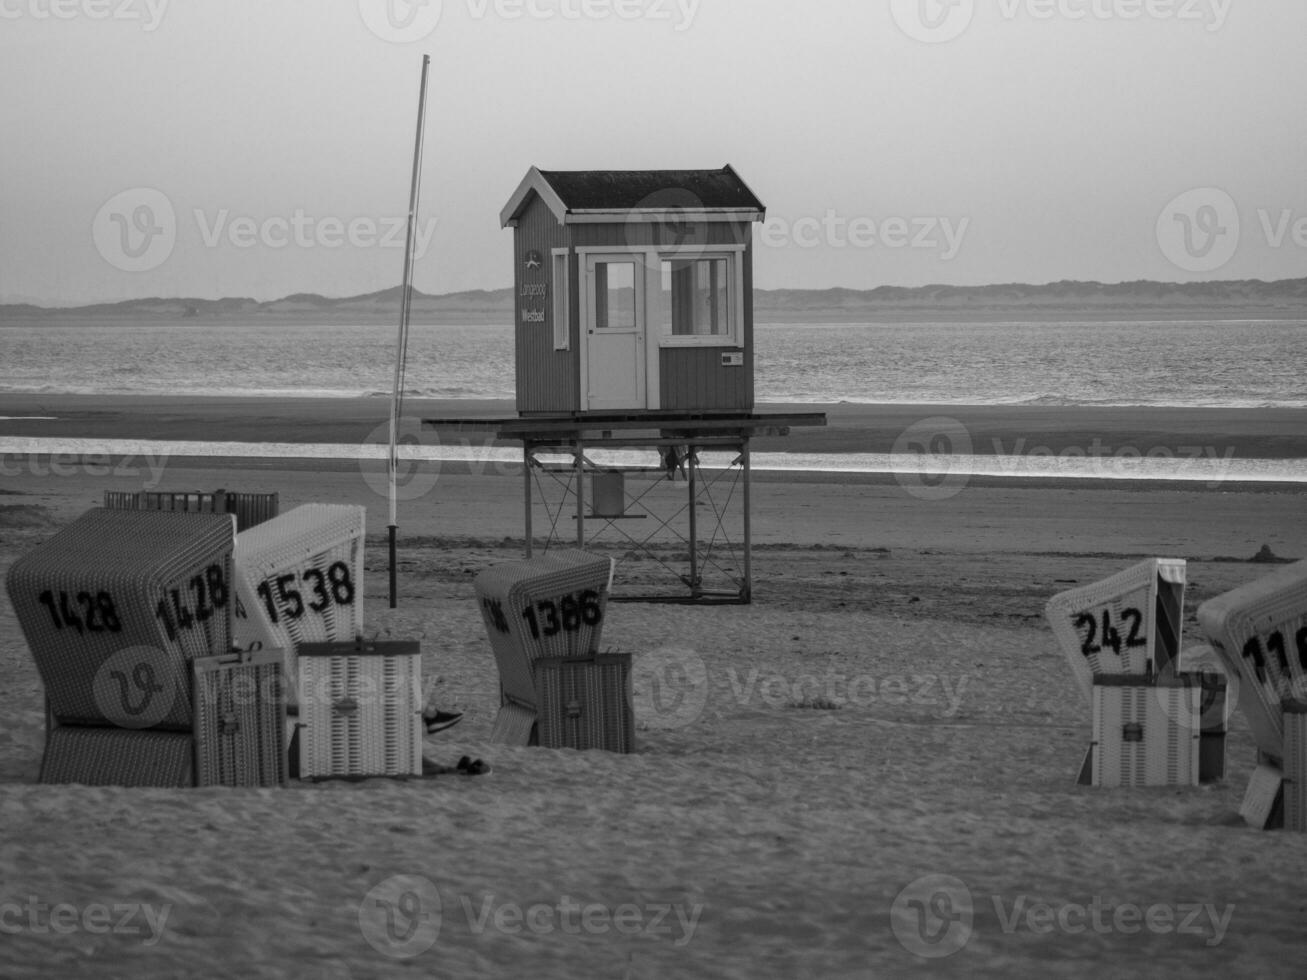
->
[500,165,765,227]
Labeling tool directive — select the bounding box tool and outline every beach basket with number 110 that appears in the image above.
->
[474,550,624,748]
[1197,559,1307,828]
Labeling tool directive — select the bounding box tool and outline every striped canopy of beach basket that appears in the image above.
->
[1046,558,1187,702]
[6,509,236,731]
[233,504,366,695]
[1197,559,1307,762]
[6,509,287,787]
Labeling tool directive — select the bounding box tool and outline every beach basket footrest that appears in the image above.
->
[39,726,195,787]
[192,648,288,788]
[535,654,634,753]
[295,639,422,780]
[1089,675,1200,787]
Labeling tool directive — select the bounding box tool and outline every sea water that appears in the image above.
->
[1,318,1305,481]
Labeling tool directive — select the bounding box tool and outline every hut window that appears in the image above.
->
[594,261,637,330]
[551,249,569,350]
[660,257,730,337]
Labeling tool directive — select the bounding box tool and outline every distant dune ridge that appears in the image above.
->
[3,277,1307,323]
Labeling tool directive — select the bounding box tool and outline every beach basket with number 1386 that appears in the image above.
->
[233,505,366,700]
[474,550,615,743]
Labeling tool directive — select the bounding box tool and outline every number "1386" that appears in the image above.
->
[484,589,603,639]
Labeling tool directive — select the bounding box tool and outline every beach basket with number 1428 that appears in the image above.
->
[232,505,366,699]
[7,509,235,733]
[6,508,287,787]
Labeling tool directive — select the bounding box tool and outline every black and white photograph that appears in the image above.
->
[1,2,1305,976]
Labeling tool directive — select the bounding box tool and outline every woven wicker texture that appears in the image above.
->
[1046,558,1187,702]
[1239,763,1285,829]
[1193,672,1228,784]
[1197,559,1307,760]
[106,489,280,532]
[1283,701,1307,832]
[192,649,288,787]
[234,505,366,693]
[1091,677,1200,787]
[38,726,195,787]
[490,701,538,746]
[475,551,617,746]
[35,650,287,788]
[225,492,280,532]
[474,551,613,704]
[6,509,235,731]
[535,655,634,752]
[296,640,422,779]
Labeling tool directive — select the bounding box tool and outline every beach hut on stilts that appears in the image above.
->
[426,166,825,602]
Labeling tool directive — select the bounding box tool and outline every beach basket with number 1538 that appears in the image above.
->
[233,504,366,701]
[1045,558,1187,702]
[474,550,615,745]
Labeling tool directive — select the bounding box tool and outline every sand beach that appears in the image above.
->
[1,395,1305,978]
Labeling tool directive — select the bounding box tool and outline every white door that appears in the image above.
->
[582,254,646,411]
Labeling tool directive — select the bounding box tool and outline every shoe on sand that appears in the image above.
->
[423,709,464,735]
[456,755,490,776]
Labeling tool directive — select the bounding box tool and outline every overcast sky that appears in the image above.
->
[1,0,1304,305]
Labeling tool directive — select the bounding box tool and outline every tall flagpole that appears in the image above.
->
[387,53,431,609]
